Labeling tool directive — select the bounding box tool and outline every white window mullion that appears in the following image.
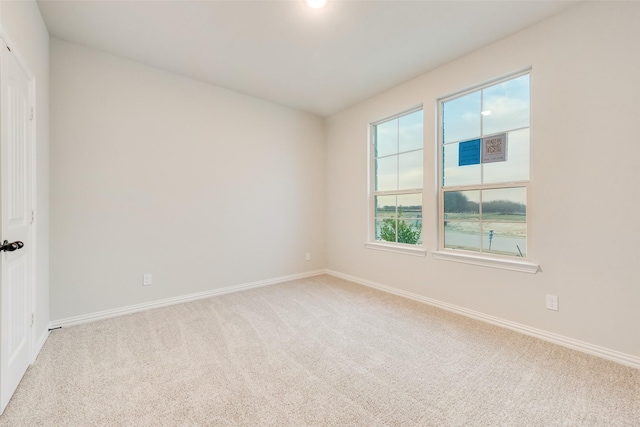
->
[479,190,484,253]
[480,89,485,188]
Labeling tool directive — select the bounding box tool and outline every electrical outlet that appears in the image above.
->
[305,252,311,261]
[546,294,558,311]
[143,273,152,286]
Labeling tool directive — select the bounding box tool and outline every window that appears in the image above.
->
[371,108,423,246]
[439,72,530,258]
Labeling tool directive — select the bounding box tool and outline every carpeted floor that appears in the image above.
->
[2,274,639,426]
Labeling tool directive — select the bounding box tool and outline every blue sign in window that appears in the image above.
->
[458,139,481,166]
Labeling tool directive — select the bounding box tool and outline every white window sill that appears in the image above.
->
[432,250,539,274]
[365,242,427,257]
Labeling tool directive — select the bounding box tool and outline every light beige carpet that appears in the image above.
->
[2,274,639,426]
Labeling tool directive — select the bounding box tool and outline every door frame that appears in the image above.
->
[0,27,39,365]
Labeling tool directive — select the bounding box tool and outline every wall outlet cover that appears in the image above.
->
[143,274,152,286]
[546,294,558,311]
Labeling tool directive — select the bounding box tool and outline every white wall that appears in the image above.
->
[326,2,640,360]
[50,39,325,321]
[0,0,50,352]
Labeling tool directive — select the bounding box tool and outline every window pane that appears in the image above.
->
[398,150,423,190]
[399,110,423,152]
[443,143,481,187]
[482,74,530,135]
[483,129,530,184]
[372,108,424,247]
[375,156,397,191]
[376,218,397,243]
[398,219,422,245]
[481,187,526,222]
[483,222,526,257]
[375,119,398,157]
[375,195,396,218]
[443,92,481,144]
[444,190,479,220]
[444,221,481,252]
[440,74,530,258]
[398,193,422,219]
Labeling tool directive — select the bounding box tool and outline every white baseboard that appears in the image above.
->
[48,268,640,370]
[49,270,326,329]
[326,269,640,371]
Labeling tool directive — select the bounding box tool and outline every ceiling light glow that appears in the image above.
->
[306,0,327,9]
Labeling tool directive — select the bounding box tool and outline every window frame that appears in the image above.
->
[367,106,426,256]
[434,70,539,273]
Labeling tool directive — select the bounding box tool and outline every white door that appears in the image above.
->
[0,40,32,415]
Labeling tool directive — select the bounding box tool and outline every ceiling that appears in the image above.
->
[37,0,579,116]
